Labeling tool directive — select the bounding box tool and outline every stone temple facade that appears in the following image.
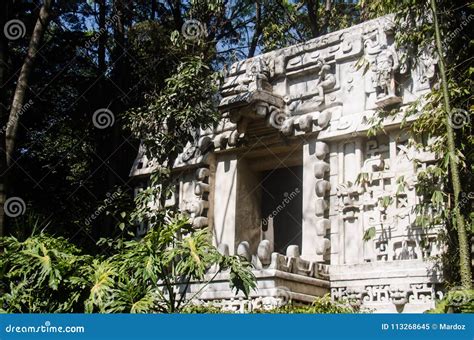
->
[130,15,444,313]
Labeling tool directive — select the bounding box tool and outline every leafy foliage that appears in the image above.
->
[429,289,474,314]
[182,294,358,314]
[0,215,256,313]
[0,234,92,312]
[255,294,357,314]
[128,55,219,166]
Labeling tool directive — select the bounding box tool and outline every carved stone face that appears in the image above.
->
[321,64,331,74]
[182,146,196,162]
[183,201,200,216]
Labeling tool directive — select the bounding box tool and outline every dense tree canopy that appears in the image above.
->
[0,0,361,244]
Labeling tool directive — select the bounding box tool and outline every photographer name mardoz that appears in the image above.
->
[438,323,466,331]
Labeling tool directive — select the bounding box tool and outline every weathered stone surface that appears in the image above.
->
[130,15,442,313]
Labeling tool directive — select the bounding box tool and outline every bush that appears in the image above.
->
[0,215,256,313]
[0,234,93,312]
[181,304,224,314]
[428,289,474,313]
[254,294,357,314]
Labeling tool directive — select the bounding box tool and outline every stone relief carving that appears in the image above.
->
[335,134,439,264]
[211,15,435,153]
[210,114,241,150]
[235,240,329,280]
[210,15,437,152]
[285,59,337,113]
[416,44,438,91]
[246,57,274,92]
[195,288,292,313]
[183,167,210,228]
[373,46,401,106]
[129,142,157,177]
[279,107,332,137]
[314,141,331,258]
[332,283,443,309]
[335,32,363,62]
[336,182,363,220]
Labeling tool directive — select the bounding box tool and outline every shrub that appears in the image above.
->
[428,289,474,313]
[0,215,256,313]
[0,234,92,312]
[255,294,357,314]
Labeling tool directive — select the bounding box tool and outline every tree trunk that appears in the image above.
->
[151,0,157,20]
[321,0,331,35]
[5,0,53,167]
[0,0,12,237]
[167,0,183,31]
[305,0,319,38]
[248,1,262,58]
[430,0,472,289]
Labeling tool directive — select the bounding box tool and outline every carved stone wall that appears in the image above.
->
[130,15,442,313]
[332,132,439,266]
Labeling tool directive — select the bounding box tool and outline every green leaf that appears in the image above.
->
[363,227,376,241]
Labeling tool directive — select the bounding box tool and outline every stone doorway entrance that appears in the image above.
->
[260,166,303,254]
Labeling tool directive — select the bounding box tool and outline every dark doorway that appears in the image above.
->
[260,166,303,254]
